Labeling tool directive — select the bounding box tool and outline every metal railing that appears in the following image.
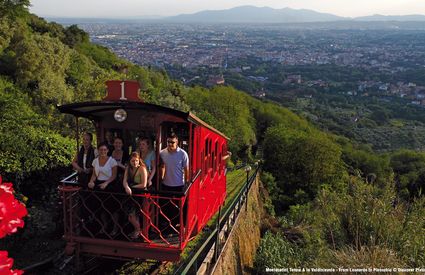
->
[174,164,260,275]
[60,187,188,248]
[59,169,203,250]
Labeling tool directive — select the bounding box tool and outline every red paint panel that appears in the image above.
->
[195,126,227,232]
[104,80,143,102]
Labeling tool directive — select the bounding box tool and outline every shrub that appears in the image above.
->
[284,177,425,267]
[254,232,303,274]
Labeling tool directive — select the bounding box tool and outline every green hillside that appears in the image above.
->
[0,1,306,177]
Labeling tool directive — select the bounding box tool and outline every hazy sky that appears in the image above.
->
[30,0,425,18]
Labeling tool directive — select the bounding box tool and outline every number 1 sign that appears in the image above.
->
[103,80,143,102]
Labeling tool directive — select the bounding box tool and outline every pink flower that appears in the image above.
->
[0,176,27,274]
[0,176,28,238]
[0,251,23,275]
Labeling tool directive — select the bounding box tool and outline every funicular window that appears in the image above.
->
[201,150,205,178]
[205,139,209,175]
[192,126,198,178]
[162,122,189,151]
[209,139,213,171]
[214,141,218,174]
[212,150,216,175]
[102,128,142,157]
[221,143,227,173]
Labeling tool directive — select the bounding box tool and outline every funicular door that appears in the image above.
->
[186,124,201,235]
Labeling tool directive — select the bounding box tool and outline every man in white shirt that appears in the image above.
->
[160,133,189,192]
[159,133,189,234]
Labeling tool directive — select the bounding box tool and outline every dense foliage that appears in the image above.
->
[0,78,75,174]
[263,125,346,211]
[257,116,425,271]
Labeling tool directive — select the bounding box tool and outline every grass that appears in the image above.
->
[390,119,404,127]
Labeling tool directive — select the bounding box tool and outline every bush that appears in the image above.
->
[284,177,425,267]
[263,125,346,211]
[0,80,75,174]
[314,246,405,268]
[254,232,303,273]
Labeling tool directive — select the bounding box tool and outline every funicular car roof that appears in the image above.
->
[57,100,229,140]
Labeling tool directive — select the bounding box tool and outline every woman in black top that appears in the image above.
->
[72,132,96,188]
[111,137,128,192]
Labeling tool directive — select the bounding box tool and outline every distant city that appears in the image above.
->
[74,21,425,104]
[84,23,425,70]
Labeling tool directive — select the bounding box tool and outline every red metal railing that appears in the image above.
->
[59,170,201,261]
[60,186,191,249]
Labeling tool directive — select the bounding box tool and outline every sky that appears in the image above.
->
[30,0,425,18]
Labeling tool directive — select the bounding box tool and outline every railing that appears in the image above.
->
[60,171,78,185]
[59,170,202,253]
[174,164,260,274]
[61,187,187,247]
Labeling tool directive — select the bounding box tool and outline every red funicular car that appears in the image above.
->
[58,80,228,263]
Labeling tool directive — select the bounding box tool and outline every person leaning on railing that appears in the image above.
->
[87,142,119,236]
[72,132,97,188]
[122,151,148,239]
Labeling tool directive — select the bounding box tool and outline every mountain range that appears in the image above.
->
[47,6,425,24]
[166,6,344,23]
[165,6,425,23]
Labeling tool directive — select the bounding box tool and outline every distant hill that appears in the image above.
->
[354,14,425,21]
[45,7,425,25]
[165,6,346,23]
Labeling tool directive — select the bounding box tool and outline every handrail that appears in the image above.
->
[219,167,258,227]
[60,171,78,185]
[179,227,219,274]
[184,169,202,195]
[59,170,202,197]
[174,165,260,275]
[132,169,202,197]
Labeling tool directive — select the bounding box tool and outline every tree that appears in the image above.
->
[0,79,75,174]
[342,144,392,185]
[0,0,30,19]
[14,33,72,107]
[263,125,345,211]
[63,24,89,47]
[185,85,256,158]
[390,150,425,199]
